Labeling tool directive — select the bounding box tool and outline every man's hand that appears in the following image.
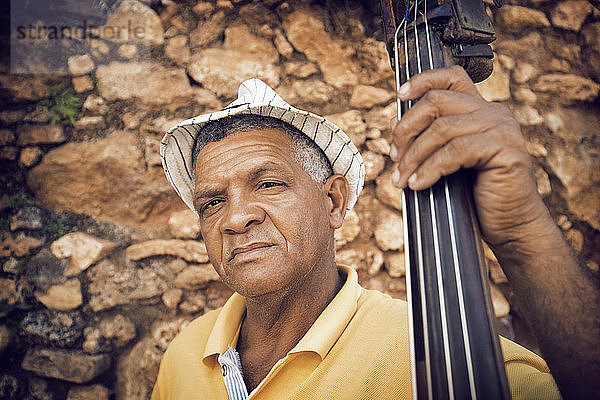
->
[389,65,547,248]
[389,65,600,399]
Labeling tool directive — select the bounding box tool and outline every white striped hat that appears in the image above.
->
[160,78,365,217]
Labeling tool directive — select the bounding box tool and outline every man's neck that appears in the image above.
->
[236,260,344,391]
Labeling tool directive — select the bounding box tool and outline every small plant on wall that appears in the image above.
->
[40,87,83,126]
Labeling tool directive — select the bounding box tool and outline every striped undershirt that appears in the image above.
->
[218,346,249,400]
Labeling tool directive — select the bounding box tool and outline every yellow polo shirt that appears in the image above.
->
[151,265,560,399]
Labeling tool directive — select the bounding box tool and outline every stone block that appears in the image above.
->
[17,125,65,146]
[66,384,109,400]
[10,206,42,231]
[292,79,334,104]
[34,279,83,311]
[385,252,406,278]
[374,208,403,251]
[96,62,192,107]
[74,116,105,130]
[165,35,190,66]
[117,44,137,59]
[324,110,367,147]
[21,348,111,383]
[494,6,550,33]
[192,2,214,16]
[189,11,225,48]
[375,169,403,211]
[284,62,318,78]
[179,293,207,314]
[27,130,182,230]
[551,1,592,31]
[68,55,95,75]
[99,314,136,348]
[0,233,43,257]
[18,146,43,168]
[0,129,15,146]
[72,76,94,93]
[126,239,209,263]
[534,74,599,102]
[350,85,395,109]
[334,209,360,249]
[173,264,220,289]
[283,8,360,88]
[83,95,108,114]
[19,310,84,348]
[274,29,294,58]
[103,0,164,45]
[87,259,167,311]
[51,232,118,276]
[362,150,385,182]
[168,209,200,239]
[162,288,183,309]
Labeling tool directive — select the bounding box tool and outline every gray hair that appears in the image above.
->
[191,114,333,184]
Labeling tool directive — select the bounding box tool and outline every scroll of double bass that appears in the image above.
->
[378,0,510,398]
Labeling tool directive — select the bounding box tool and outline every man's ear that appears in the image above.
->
[323,174,349,229]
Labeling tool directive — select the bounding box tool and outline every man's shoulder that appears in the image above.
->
[354,286,409,326]
[359,286,409,312]
[164,307,223,356]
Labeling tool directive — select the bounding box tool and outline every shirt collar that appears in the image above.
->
[203,293,246,360]
[202,265,362,361]
[288,265,361,359]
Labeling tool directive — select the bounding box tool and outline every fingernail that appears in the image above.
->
[392,169,401,186]
[408,173,417,188]
[397,82,411,99]
[390,145,398,161]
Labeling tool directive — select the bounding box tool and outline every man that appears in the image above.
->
[153,67,600,399]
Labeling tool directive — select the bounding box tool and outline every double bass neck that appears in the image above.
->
[391,1,511,398]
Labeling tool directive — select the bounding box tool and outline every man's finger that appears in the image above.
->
[395,111,495,187]
[391,89,483,162]
[398,132,500,191]
[397,65,481,101]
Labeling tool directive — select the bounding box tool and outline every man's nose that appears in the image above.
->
[221,192,265,234]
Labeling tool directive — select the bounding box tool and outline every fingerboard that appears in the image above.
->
[394,2,511,399]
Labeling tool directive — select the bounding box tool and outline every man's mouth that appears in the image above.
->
[230,242,275,261]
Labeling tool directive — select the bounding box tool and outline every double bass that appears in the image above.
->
[378,0,511,398]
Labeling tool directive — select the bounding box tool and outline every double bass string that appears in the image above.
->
[409,3,437,399]
[417,1,458,398]
[445,171,478,400]
[392,0,511,398]
[393,14,421,400]
[395,1,476,398]
[396,2,435,398]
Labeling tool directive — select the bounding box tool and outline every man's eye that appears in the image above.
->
[259,181,283,189]
[201,199,222,213]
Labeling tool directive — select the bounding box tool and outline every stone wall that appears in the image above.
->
[0,0,598,398]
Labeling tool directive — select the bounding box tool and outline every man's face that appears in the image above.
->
[193,129,335,298]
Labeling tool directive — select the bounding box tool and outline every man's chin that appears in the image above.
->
[230,280,288,299]
[222,260,294,298]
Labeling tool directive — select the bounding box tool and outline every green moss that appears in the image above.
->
[40,87,83,126]
[8,193,34,210]
[42,221,68,240]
